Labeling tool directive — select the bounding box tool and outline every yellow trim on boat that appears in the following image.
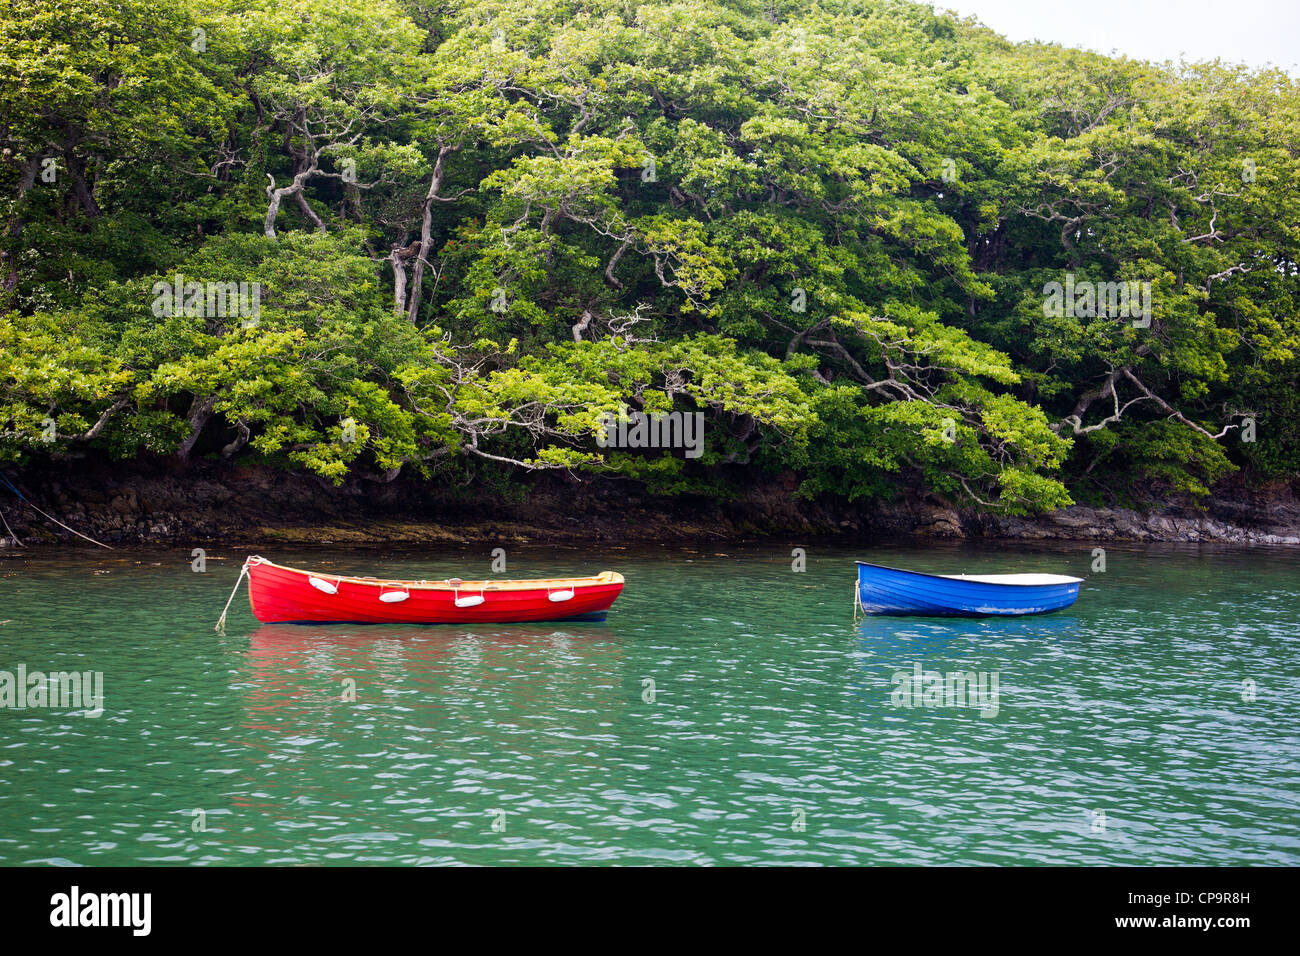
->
[257,558,623,592]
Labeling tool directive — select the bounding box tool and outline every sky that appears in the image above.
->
[934,0,1300,74]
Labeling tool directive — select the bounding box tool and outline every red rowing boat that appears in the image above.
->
[235,556,625,625]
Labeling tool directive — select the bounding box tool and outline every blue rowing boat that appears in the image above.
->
[856,562,1083,617]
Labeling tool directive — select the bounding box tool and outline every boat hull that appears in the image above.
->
[246,558,624,625]
[856,562,1081,617]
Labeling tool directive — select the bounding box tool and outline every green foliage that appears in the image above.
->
[3,0,1297,511]
[1071,420,1239,504]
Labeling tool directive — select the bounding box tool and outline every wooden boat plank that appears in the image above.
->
[856,561,1082,617]
[244,556,625,625]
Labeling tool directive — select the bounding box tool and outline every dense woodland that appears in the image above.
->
[2,0,1298,515]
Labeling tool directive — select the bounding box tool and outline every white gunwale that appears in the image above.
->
[856,561,1082,586]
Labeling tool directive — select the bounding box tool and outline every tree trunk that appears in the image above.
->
[2,154,41,291]
[389,245,409,315]
[295,188,327,233]
[405,145,456,323]
[65,151,101,219]
[221,419,251,458]
[176,396,216,460]
[264,162,317,238]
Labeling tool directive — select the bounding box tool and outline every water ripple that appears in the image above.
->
[0,542,1296,864]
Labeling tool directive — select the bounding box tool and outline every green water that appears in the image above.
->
[0,541,1296,866]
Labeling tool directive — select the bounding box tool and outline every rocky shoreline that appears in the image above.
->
[1,461,1297,550]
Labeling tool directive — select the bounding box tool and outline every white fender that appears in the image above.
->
[379,591,409,603]
[308,576,338,594]
[454,594,485,608]
[548,590,575,603]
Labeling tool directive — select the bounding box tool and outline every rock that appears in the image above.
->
[5,461,1299,549]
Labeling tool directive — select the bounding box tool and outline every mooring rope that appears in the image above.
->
[215,559,252,633]
[0,502,23,548]
[0,472,112,550]
[852,580,864,624]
